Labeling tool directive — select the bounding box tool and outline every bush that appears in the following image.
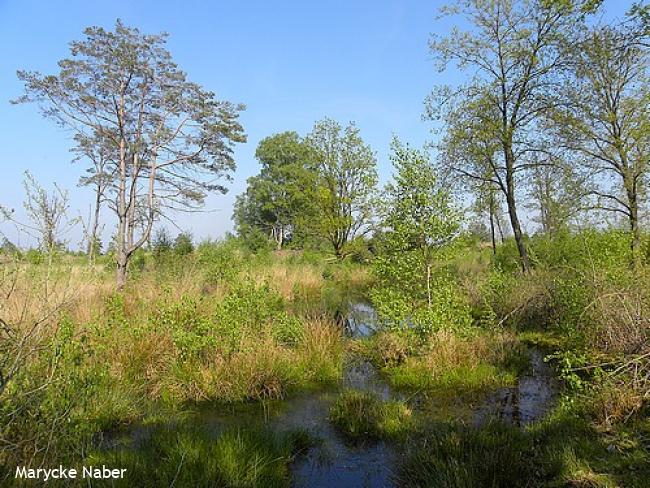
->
[370,275,473,337]
[173,232,194,255]
[197,239,243,285]
[24,248,44,265]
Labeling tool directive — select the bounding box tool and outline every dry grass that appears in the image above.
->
[422,329,520,372]
[152,318,343,403]
[244,260,323,300]
[376,329,525,394]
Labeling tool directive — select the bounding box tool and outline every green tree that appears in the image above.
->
[550,24,650,262]
[233,132,315,250]
[174,232,194,256]
[376,139,460,308]
[525,164,578,237]
[429,0,596,272]
[152,227,172,257]
[306,118,378,258]
[14,20,246,288]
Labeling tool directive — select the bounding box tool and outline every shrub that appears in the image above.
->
[173,232,194,255]
[24,248,44,265]
[197,239,243,285]
[153,295,216,360]
[370,275,473,337]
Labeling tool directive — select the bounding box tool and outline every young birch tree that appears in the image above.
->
[379,139,460,308]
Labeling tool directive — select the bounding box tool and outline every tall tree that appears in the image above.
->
[306,118,378,258]
[438,93,505,254]
[525,163,577,237]
[233,131,315,250]
[429,0,595,272]
[550,25,650,262]
[14,20,246,288]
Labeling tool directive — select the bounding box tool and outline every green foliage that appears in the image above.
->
[154,296,215,360]
[129,248,147,274]
[306,118,378,256]
[24,248,44,265]
[341,236,373,264]
[197,239,243,284]
[173,232,194,255]
[370,139,469,336]
[213,280,304,353]
[370,277,473,336]
[234,131,316,250]
[152,227,173,259]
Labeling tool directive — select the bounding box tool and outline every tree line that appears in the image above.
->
[4,0,650,287]
[238,0,650,272]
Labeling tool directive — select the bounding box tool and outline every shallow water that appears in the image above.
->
[105,302,559,486]
[192,358,400,487]
[345,301,380,338]
[474,348,559,427]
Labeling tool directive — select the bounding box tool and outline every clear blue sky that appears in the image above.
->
[0,0,632,247]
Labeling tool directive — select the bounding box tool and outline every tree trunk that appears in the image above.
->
[276,225,283,251]
[506,191,530,272]
[626,179,641,267]
[504,145,530,272]
[87,184,102,264]
[495,212,505,243]
[489,193,497,255]
[116,251,128,290]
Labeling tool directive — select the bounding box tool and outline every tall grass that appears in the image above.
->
[84,426,313,488]
[0,246,350,478]
[363,328,527,396]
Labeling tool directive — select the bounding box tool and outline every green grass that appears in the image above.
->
[83,426,314,488]
[398,422,532,488]
[385,361,518,396]
[397,402,650,488]
[328,390,414,441]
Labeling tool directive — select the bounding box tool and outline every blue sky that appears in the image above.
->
[0,0,633,247]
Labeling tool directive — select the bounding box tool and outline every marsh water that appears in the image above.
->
[108,302,558,487]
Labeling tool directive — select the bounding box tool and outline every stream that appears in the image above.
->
[106,302,559,487]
